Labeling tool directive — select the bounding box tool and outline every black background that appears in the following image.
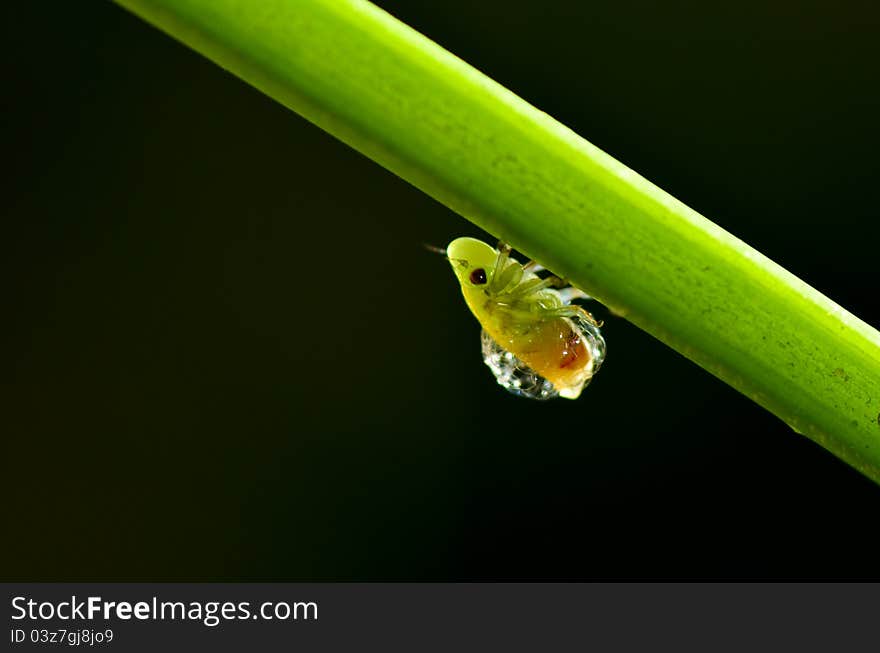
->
[3,1,879,579]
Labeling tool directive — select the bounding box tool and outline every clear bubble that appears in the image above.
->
[480,328,558,400]
[571,311,606,377]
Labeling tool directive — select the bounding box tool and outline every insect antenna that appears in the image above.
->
[423,242,469,268]
[422,243,448,256]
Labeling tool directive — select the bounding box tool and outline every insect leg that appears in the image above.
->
[557,287,593,303]
[488,241,513,292]
[539,275,592,298]
[548,304,604,327]
[506,276,556,297]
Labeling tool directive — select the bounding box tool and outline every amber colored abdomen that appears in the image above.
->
[490,317,593,392]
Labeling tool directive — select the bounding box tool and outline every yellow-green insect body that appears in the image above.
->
[446,237,606,400]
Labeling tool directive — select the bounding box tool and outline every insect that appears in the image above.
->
[443,237,606,400]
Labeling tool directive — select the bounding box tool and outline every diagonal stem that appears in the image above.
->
[114,0,880,482]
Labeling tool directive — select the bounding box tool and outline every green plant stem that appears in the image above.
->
[114,0,880,482]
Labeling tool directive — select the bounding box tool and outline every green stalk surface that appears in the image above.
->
[114,0,880,482]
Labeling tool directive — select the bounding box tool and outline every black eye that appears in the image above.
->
[469,268,487,285]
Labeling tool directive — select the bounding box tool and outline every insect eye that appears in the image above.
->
[469,268,488,285]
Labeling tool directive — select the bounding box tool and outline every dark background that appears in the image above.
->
[3,1,879,579]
